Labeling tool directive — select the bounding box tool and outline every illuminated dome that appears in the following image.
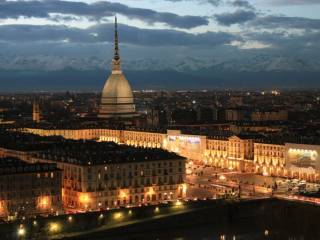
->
[98,17,136,119]
[99,72,135,118]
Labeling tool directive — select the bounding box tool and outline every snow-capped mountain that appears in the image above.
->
[0,55,319,72]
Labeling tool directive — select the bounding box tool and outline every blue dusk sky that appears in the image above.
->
[0,0,319,90]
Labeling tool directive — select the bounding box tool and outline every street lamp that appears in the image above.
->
[113,212,123,220]
[154,207,160,213]
[17,226,26,238]
[49,223,60,233]
[68,216,73,222]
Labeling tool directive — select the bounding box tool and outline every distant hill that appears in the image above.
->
[0,69,319,92]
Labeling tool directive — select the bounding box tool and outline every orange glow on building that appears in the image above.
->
[79,193,90,205]
[38,196,51,210]
[119,190,128,199]
[181,184,187,194]
[0,201,4,215]
[147,188,155,196]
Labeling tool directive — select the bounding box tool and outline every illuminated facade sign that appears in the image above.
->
[285,143,320,174]
[168,135,201,144]
[167,135,201,154]
[165,131,206,160]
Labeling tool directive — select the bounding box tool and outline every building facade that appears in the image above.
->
[22,127,320,182]
[251,110,288,121]
[28,151,186,212]
[254,143,286,176]
[0,158,62,220]
[22,128,256,172]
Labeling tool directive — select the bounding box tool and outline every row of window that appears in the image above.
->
[84,176,184,192]
[255,145,284,151]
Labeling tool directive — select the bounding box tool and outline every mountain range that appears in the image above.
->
[1,55,320,72]
[0,55,319,91]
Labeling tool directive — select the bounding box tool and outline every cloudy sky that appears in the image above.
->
[0,0,320,75]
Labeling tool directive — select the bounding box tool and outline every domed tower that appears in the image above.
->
[98,17,136,119]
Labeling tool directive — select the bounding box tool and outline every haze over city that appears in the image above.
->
[0,0,320,91]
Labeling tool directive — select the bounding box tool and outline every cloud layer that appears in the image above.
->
[264,0,320,5]
[0,0,319,80]
[250,16,320,29]
[214,10,257,26]
[0,23,237,46]
[0,0,208,29]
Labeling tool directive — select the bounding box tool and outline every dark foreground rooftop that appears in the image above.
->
[33,141,184,166]
[0,129,184,166]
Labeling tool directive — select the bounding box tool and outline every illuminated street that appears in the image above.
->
[185,161,320,203]
[186,162,271,200]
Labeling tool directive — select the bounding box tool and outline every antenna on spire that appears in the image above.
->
[114,15,120,61]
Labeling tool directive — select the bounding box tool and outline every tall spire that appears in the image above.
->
[112,16,121,73]
[114,16,120,61]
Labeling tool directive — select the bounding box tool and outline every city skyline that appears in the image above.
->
[1,2,320,239]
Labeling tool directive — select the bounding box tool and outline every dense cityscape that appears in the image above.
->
[1,2,320,239]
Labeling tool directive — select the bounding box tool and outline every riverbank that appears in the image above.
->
[60,198,320,240]
[1,198,320,239]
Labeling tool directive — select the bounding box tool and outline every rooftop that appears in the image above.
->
[0,128,64,151]
[0,129,184,166]
[15,122,167,133]
[33,141,184,166]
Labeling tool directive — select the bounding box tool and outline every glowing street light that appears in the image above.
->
[49,223,60,233]
[154,207,160,213]
[68,216,73,222]
[17,226,26,237]
[113,212,123,220]
[174,200,183,208]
